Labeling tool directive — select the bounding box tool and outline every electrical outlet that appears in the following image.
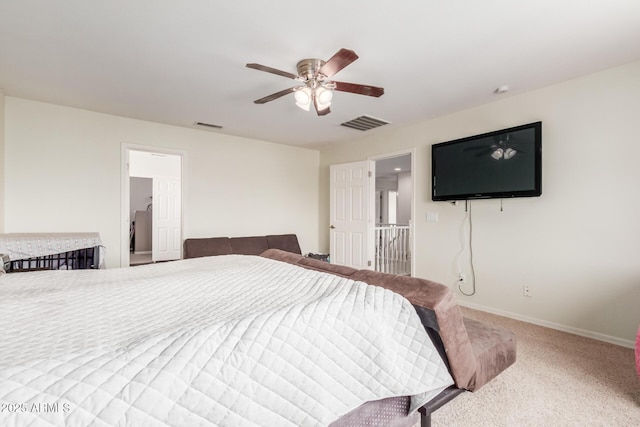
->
[523,285,532,297]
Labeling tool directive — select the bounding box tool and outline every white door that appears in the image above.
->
[152,177,181,262]
[330,160,375,269]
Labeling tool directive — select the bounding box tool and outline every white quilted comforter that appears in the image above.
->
[0,255,452,426]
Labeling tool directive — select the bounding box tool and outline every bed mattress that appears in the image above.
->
[0,255,452,426]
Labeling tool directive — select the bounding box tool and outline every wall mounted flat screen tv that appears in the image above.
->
[432,122,542,201]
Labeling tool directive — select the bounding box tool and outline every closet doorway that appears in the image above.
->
[121,145,184,267]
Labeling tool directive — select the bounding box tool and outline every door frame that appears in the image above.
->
[369,148,416,277]
[120,143,187,267]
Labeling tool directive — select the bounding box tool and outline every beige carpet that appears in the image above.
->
[129,252,152,266]
[430,307,640,427]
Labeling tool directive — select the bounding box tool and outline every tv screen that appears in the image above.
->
[431,122,542,201]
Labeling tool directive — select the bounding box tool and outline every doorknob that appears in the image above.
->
[330,225,336,229]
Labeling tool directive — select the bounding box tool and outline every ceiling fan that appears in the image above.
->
[464,134,524,160]
[246,48,384,116]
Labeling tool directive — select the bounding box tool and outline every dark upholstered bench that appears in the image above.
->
[183,234,302,259]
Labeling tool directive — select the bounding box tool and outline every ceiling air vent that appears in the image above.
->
[340,115,390,131]
[194,121,223,129]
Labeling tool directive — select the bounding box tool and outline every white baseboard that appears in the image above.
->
[459,301,635,349]
[133,251,151,255]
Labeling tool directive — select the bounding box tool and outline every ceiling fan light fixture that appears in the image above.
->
[491,148,504,160]
[504,148,517,159]
[315,86,333,110]
[294,87,312,111]
[317,87,333,104]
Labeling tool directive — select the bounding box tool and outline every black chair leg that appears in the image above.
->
[417,386,465,427]
[420,411,432,427]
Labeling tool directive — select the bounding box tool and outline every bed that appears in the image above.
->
[0,253,454,426]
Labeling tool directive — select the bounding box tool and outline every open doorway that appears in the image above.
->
[373,152,413,276]
[130,177,153,265]
[121,145,184,267]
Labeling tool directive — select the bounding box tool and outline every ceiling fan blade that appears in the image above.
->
[333,81,384,97]
[475,149,493,157]
[316,105,331,116]
[319,48,359,78]
[246,63,298,80]
[253,87,298,104]
[464,145,492,151]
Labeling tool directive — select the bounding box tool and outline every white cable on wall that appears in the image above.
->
[458,200,477,296]
[453,203,469,281]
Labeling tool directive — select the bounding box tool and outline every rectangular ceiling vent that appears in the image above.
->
[340,115,390,131]
[194,121,223,129]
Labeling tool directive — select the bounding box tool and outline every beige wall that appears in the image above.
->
[4,97,320,267]
[320,60,640,345]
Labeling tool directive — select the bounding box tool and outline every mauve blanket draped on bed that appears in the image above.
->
[0,255,452,427]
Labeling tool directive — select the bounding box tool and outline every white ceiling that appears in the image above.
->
[2,1,639,148]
